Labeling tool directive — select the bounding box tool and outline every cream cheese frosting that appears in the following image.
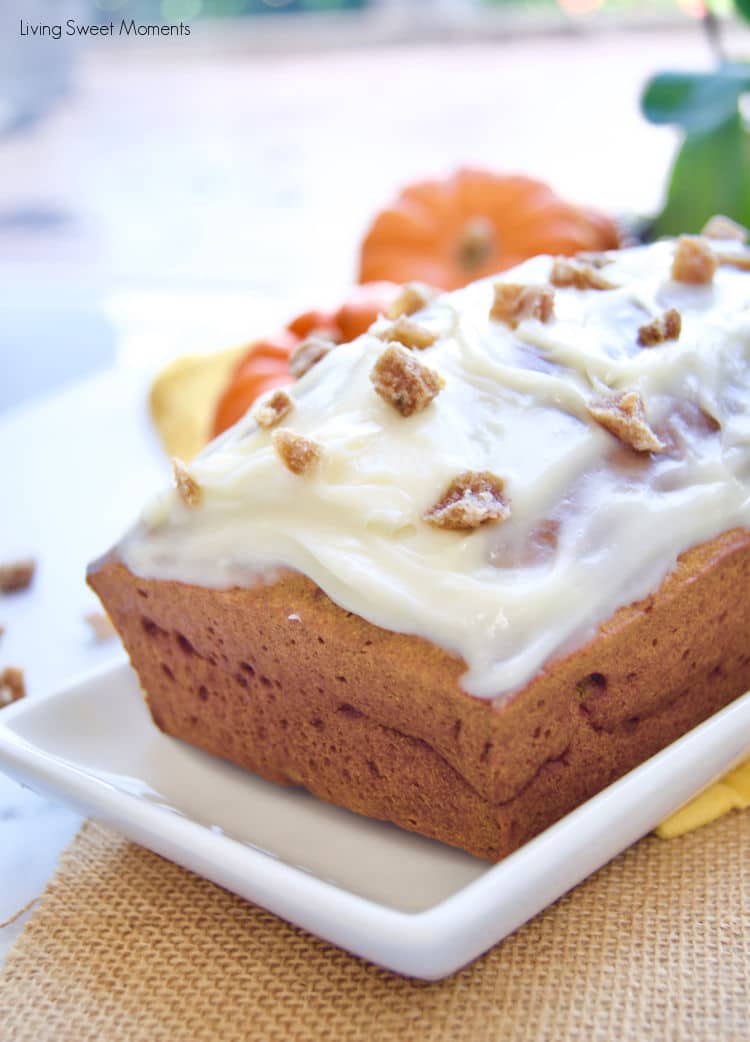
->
[121,238,750,701]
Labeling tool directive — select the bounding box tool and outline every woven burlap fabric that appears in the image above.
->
[0,816,748,1042]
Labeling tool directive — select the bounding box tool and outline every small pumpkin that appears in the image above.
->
[212,282,401,438]
[212,332,298,437]
[333,281,404,342]
[358,169,622,291]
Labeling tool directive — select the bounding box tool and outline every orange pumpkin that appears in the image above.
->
[333,282,402,342]
[212,282,401,438]
[358,169,622,291]
[287,309,339,340]
[213,332,297,436]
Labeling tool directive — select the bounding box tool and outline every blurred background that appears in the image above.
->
[1,0,748,411]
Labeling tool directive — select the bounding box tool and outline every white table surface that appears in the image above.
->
[0,285,303,965]
[1,24,740,967]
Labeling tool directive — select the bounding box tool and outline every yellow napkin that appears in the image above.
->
[656,758,750,838]
[149,345,246,461]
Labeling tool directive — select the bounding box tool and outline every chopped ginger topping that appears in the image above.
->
[671,236,718,285]
[386,282,437,319]
[272,429,322,475]
[172,459,202,507]
[376,316,438,350]
[370,344,445,417]
[716,250,750,272]
[84,611,116,642]
[701,215,748,242]
[424,471,511,531]
[0,559,36,594]
[0,667,25,707]
[490,283,554,328]
[638,308,682,347]
[254,389,294,429]
[588,391,666,453]
[576,251,614,269]
[550,258,615,291]
[289,336,336,379]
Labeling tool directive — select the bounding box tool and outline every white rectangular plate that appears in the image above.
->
[0,663,748,980]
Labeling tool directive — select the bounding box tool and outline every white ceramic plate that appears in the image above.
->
[0,663,748,980]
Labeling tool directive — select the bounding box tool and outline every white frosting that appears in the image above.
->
[122,239,750,701]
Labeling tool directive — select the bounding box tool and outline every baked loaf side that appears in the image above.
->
[89,527,750,862]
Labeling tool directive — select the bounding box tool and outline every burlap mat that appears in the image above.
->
[0,814,748,1042]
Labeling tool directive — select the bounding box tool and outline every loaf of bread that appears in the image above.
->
[89,228,750,861]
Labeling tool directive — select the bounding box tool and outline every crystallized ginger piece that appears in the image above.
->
[376,316,438,350]
[172,458,202,507]
[671,236,718,285]
[272,429,322,475]
[576,251,614,269]
[0,667,25,707]
[253,389,294,429]
[637,308,682,347]
[550,258,615,291]
[370,344,445,417]
[701,214,748,243]
[84,611,117,642]
[587,391,666,453]
[289,336,336,379]
[386,282,437,319]
[490,283,554,328]
[0,559,36,594]
[716,250,750,273]
[424,471,511,531]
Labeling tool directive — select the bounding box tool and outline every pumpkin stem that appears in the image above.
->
[457,217,496,272]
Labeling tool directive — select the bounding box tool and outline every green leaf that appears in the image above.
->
[642,73,707,124]
[648,114,750,238]
[735,0,750,25]
[641,67,750,135]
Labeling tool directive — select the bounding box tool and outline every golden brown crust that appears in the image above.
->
[88,528,750,861]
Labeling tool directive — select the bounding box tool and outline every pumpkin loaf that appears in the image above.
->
[89,230,750,861]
